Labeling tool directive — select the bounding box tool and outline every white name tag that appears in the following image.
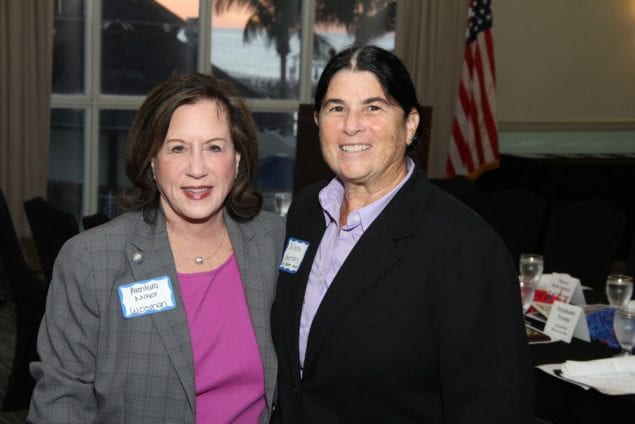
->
[279,237,309,274]
[118,276,176,319]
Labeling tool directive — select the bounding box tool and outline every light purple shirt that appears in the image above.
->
[298,158,415,369]
[179,254,266,423]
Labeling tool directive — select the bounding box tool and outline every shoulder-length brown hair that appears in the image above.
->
[119,73,262,223]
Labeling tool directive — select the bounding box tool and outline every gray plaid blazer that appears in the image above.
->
[28,208,284,423]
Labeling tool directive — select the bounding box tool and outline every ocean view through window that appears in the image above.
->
[49,0,396,220]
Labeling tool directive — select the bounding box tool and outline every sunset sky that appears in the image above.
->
[154,0,249,28]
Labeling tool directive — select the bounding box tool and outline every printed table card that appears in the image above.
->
[543,301,590,343]
[540,273,586,305]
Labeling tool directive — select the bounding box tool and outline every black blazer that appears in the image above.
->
[271,167,533,423]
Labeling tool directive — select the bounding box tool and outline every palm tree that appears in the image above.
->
[214,0,396,97]
[316,0,395,46]
[214,0,300,98]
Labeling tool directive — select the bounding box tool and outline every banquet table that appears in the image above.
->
[530,288,635,422]
[531,338,635,423]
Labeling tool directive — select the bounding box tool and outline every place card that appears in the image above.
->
[543,301,590,343]
[540,273,586,305]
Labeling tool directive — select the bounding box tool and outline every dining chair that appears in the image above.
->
[624,231,635,278]
[0,189,47,410]
[23,196,79,284]
[430,175,484,213]
[293,104,333,195]
[478,187,550,266]
[81,211,111,230]
[542,197,628,291]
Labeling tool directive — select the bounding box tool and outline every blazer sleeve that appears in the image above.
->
[434,230,533,423]
[28,237,101,423]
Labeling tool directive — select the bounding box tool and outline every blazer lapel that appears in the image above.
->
[126,212,196,414]
[302,169,429,376]
[281,196,328,382]
[224,211,278,410]
[301,221,399,375]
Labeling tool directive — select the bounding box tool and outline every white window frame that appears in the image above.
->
[51,0,317,216]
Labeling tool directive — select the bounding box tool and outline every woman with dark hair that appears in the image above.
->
[271,46,532,422]
[29,73,284,423]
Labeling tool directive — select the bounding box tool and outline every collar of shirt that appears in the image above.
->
[298,158,415,369]
[318,157,415,232]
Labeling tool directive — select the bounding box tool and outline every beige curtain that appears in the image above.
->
[0,0,54,245]
[394,0,469,178]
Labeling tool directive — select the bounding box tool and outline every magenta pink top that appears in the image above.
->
[179,254,265,423]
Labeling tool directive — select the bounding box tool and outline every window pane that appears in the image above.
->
[98,110,136,217]
[212,0,302,99]
[49,108,85,221]
[254,111,296,213]
[53,0,85,93]
[313,0,397,93]
[101,0,200,95]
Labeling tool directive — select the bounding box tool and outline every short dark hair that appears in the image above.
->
[119,73,262,222]
[314,45,424,152]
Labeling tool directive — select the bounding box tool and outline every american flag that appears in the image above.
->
[446,0,499,178]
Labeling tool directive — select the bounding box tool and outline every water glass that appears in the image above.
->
[274,191,292,217]
[606,274,634,307]
[519,253,544,286]
[613,304,635,356]
[519,277,537,314]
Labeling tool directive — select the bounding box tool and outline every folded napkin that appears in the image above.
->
[562,356,635,377]
[560,356,635,395]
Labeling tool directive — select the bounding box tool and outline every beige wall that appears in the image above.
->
[494,0,635,127]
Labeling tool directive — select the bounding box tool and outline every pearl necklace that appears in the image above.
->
[170,229,227,265]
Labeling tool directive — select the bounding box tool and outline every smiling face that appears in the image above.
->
[315,70,419,195]
[152,99,240,226]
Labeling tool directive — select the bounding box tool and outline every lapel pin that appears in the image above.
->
[132,252,143,264]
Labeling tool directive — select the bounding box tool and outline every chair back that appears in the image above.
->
[624,231,635,278]
[478,187,550,266]
[542,197,628,290]
[293,104,333,194]
[409,105,433,170]
[0,189,46,410]
[0,190,32,287]
[430,175,484,212]
[24,196,79,283]
[82,212,111,230]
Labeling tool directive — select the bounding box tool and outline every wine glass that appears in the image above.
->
[274,191,292,217]
[613,304,635,356]
[605,274,634,307]
[519,253,544,286]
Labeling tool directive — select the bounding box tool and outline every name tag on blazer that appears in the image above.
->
[118,276,176,318]
[279,237,309,274]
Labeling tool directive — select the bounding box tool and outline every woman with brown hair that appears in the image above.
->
[29,73,284,423]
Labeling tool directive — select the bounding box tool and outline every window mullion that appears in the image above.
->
[299,0,316,104]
